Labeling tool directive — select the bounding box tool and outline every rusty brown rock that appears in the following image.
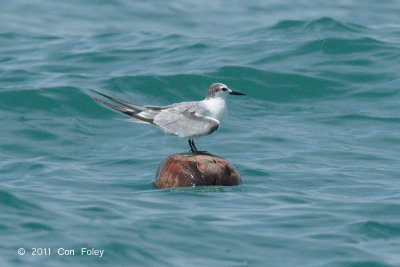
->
[154,153,242,189]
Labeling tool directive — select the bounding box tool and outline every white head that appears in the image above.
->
[206,83,245,99]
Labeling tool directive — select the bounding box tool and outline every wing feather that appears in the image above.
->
[92,95,155,124]
[93,94,220,137]
[92,90,146,112]
[153,102,220,138]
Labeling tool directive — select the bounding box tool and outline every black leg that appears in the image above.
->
[188,139,195,152]
[190,140,210,155]
[188,139,210,154]
[191,139,198,152]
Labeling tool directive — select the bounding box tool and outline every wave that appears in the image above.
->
[348,221,400,240]
[297,37,389,55]
[270,17,367,33]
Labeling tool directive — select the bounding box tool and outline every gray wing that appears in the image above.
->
[153,102,220,138]
[92,92,219,137]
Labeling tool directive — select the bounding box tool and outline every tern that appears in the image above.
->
[92,83,245,153]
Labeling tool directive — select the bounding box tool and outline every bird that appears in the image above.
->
[92,83,245,153]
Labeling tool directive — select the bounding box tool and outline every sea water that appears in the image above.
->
[1,0,400,266]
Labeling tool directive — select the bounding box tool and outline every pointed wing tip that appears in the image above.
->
[91,94,155,124]
[91,96,115,109]
[91,95,102,104]
[91,90,110,99]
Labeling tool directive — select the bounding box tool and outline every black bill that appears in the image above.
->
[229,90,246,96]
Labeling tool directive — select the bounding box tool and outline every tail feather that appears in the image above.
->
[92,95,154,124]
[92,90,146,112]
[92,96,137,116]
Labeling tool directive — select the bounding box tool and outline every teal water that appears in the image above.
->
[1,0,400,266]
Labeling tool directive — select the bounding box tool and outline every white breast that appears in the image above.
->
[202,97,227,121]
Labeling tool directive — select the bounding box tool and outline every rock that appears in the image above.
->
[154,153,242,189]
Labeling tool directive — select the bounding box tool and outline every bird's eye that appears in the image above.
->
[222,88,227,91]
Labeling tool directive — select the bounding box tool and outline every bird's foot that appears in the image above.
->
[190,150,211,155]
